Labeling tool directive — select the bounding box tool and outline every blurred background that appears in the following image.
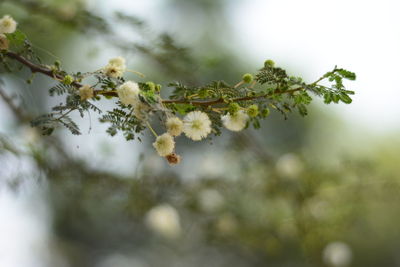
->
[0,0,400,266]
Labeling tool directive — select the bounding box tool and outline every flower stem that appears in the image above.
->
[127,69,145,78]
[146,121,158,137]
[234,81,244,88]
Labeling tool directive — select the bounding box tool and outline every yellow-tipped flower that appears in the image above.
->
[79,85,94,101]
[0,15,17,34]
[166,117,183,137]
[153,133,175,157]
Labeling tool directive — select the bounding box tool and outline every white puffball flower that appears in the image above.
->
[221,110,249,132]
[198,189,224,213]
[0,15,17,34]
[145,204,181,239]
[103,56,126,78]
[117,81,140,106]
[183,111,212,141]
[323,242,352,267]
[166,117,183,137]
[78,85,94,101]
[108,56,125,67]
[152,133,175,157]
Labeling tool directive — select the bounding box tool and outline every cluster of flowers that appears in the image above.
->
[79,56,257,164]
[0,14,258,164]
[0,15,18,50]
[153,101,260,162]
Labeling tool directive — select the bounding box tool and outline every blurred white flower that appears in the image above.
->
[166,117,183,137]
[323,241,352,267]
[58,5,77,20]
[198,189,224,212]
[103,57,126,78]
[275,153,303,178]
[22,126,40,145]
[0,15,17,34]
[200,154,227,177]
[117,81,140,106]
[152,133,175,157]
[308,199,329,220]
[78,85,93,101]
[221,110,249,132]
[145,204,181,239]
[0,34,9,50]
[183,111,212,141]
[216,213,237,235]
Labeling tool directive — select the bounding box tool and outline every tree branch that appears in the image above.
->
[4,51,305,107]
[5,51,83,88]
[161,88,303,106]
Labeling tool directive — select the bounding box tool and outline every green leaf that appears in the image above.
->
[339,93,352,104]
[297,104,308,116]
[332,93,340,103]
[140,90,157,104]
[323,93,332,104]
[343,90,355,95]
[337,69,356,80]
[5,30,27,46]
[252,118,261,129]
[174,103,195,115]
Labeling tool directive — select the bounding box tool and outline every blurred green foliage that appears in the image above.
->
[0,1,399,267]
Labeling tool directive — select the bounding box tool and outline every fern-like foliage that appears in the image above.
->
[99,104,146,141]
[1,25,356,162]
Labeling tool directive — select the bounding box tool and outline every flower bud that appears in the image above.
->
[247,104,259,117]
[242,73,253,83]
[261,107,270,117]
[146,81,156,91]
[63,75,74,85]
[155,84,162,92]
[264,59,275,68]
[228,102,240,115]
[54,60,61,69]
[198,88,209,98]
[165,153,181,165]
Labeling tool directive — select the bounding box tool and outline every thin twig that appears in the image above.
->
[145,121,158,137]
[4,51,308,108]
[56,108,75,121]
